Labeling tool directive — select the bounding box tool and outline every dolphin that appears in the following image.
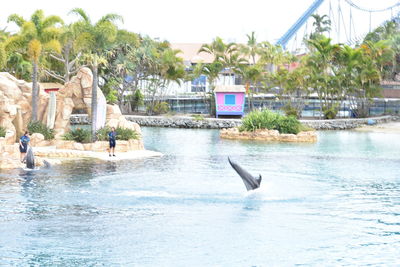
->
[228,157,262,191]
[24,146,35,169]
[43,160,51,169]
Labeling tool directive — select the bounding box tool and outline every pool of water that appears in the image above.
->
[1,128,400,266]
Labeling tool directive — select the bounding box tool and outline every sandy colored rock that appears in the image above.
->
[1,68,145,154]
[30,133,45,146]
[220,127,317,142]
[73,142,85,151]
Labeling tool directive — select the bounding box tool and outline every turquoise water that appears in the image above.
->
[1,128,400,266]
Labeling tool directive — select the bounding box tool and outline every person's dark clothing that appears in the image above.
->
[19,135,30,153]
[108,131,117,148]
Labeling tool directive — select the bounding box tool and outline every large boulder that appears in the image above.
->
[30,133,45,146]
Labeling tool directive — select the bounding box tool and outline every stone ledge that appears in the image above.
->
[220,128,317,142]
[70,114,399,130]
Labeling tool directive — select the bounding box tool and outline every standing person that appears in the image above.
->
[19,131,30,162]
[108,127,117,157]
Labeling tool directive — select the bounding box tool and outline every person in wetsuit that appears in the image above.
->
[19,131,30,162]
[108,127,117,157]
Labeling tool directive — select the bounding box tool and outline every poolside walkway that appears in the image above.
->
[33,146,163,161]
[355,121,400,134]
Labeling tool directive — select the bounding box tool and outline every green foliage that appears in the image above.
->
[240,109,305,134]
[0,43,6,69]
[240,109,279,132]
[282,104,300,118]
[130,89,144,112]
[0,126,6,137]
[95,126,110,141]
[106,89,118,104]
[147,101,170,115]
[96,126,138,141]
[63,128,91,143]
[322,106,338,119]
[115,126,138,140]
[191,114,205,121]
[276,116,301,134]
[27,121,54,140]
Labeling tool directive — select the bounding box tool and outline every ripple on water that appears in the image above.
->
[0,128,400,266]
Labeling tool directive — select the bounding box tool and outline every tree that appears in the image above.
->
[69,8,122,141]
[102,29,140,105]
[6,10,63,121]
[44,23,86,82]
[310,14,331,39]
[305,36,341,119]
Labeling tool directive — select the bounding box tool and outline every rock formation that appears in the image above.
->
[0,67,142,142]
[0,67,144,169]
[220,128,317,142]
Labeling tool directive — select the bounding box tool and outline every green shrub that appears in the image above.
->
[96,126,139,141]
[147,102,170,115]
[115,126,138,140]
[322,106,338,119]
[240,109,279,132]
[283,104,300,118]
[28,121,55,140]
[0,126,6,138]
[106,89,118,105]
[130,90,144,112]
[239,109,309,134]
[96,126,111,141]
[63,128,91,143]
[276,116,301,134]
[191,114,204,121]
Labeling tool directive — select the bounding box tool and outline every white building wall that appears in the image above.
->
[166,73,238,95]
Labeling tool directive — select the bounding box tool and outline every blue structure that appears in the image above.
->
[276,0,325,49]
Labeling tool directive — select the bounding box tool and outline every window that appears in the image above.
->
[191,75,206,92]
[225,94,236,105]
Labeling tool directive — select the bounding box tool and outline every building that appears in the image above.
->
[214,85,246,118]
[168,43,237,95]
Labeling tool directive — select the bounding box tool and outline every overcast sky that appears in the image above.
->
[1,0,399,46]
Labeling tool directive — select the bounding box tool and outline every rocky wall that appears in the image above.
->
[70,114,398,130]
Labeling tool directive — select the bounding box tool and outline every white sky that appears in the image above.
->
[1,0,399,46]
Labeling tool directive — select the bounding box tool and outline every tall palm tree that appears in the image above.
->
[69,8,122,141]
[0,28,9,69]
[241,31,259,65]
[310,14,331,39]
[7,10,63,121]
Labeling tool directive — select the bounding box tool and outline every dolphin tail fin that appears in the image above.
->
[257,175,262,185]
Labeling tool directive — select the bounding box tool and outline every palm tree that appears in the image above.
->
[69,8,122,141]
[6,10,63,121]
[310,14,331,39]
[44,23,87,83]
[305,36,341,118]
[241,31,259,65]
[0,28,9,69]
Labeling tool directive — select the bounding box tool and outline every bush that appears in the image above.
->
[96,126,111,141]
[283,104,300,118]
[147,101,170,115]
[240,109,279,132]
[240,109,309,134]
[0,126,6,138]
[63,128,91,143]
[322,106,338,119]
[96,126,139,141]
[115,126,138,140]
[106,89,118,105]
[28,121,55,140]
[130,90,144,112]
[276,116,301,134]
[191,114,204,121]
